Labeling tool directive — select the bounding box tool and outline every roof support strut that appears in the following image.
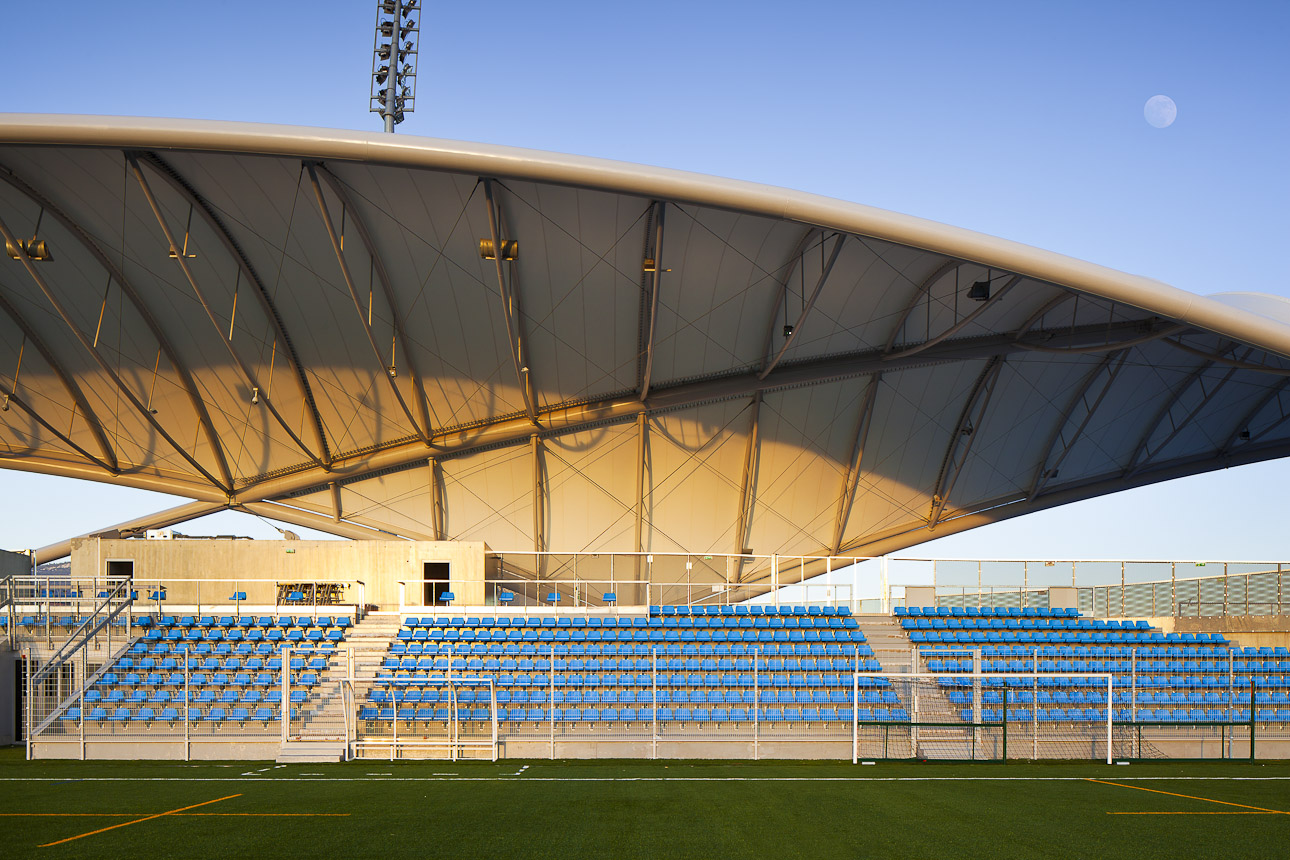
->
[226,317,1160,507]
[733,392,762,579]
[634,412,648,554]
[638,201,666,401]
[1220,376,1290,455]
[1123,354,1224,477]
[0,175,232,492]
[759,232,846,380]
[1126,350,1248,477]
[306,162,430,442]
[34,499,228,565]
[482,179,539,424]
[531,433,544,555]
[127,154,324,468]
[131,152,332,468]
[1027,350,1127,501]
[314,165,434,439]
[928,356,1004,528]
[831,374,879,554]
[0,289,117,472]
[427,457,445,540]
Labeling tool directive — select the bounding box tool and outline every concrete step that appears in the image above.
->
[276,739,347,763]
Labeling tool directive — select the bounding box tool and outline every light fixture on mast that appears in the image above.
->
[370,0,419,132]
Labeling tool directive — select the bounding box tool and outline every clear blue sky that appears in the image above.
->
[1,1,1287,560]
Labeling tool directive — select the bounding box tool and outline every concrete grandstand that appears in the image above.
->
[3,116,1290,761]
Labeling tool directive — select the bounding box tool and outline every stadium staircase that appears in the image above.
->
[851,616,971,756]
[277,612,401,763]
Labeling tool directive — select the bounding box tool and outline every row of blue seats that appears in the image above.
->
[370,689,901,706]
[943,689,1289,706]
[151,615,351,628]
[909,631,1201,644]
[5,614,349,630]
[388,642,869,657]
[142,628,344,644]
[374,673,884,689]
[931,657,1283,673]
[88,689,308,706]
[399,629,865,643]
[921,644,1254,660]
[652,605,851,617]
[381,656,873,673]
[126,641,337,657]
[902,618,1186,632]
[98,672,318,688]
[359,706,907,722]
[112,655,326,672]
[404,616,859,630]
[66,706,291,723]
[962,708,1290,723]
[933,672,1290,690]
[898,606,1079,618]
[933,676,1290,692]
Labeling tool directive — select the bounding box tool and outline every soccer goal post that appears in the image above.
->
[850,672,1118,764]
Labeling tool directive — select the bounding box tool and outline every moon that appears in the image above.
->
[1144,95,1177,128]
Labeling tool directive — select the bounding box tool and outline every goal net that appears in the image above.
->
[850,672,1128,763]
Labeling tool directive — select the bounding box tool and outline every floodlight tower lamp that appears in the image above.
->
[370,0,419,133]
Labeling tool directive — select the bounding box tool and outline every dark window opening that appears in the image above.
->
[423,562,450,606]
[106,560,134,580]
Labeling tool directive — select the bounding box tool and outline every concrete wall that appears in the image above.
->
[905,586,936,607]
[0,548,32,577]
[69,538,488,610]
[1152,614,1290,649]
[1048,586,1078,609]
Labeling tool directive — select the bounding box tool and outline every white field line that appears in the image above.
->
[2,776,1290,783]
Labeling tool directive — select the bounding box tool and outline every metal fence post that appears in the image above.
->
[549,647,555,760]
[79,646,86,761]
[1032,648,1038,760]
[1130,646,1137,725]
[281,647,290,747]
[25,649,31,760]
[1228,648,1235,759]
[651,646,658,761]
[1105,675,1113,765]
[851,647,858,764]
[753,648,759,761]
[184,650,191,761]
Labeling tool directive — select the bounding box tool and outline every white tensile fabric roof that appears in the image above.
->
[3,115,1290,566]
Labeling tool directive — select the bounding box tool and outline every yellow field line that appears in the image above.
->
[4,812,348,818]
[38,794,241,847]
[1085,778,1290,815]
[1109,811,1281,815]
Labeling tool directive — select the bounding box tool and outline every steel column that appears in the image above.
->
[1027,351,1128,501]
[127,155,324,466]
[0,290,117,471]
[136,152,332,467]
[759,233,846,380]
[638,201,666,401]
[928,357,1004,528]
[482,179,538,424]
[831,374,879,554]
[314,164,434,438]
[0,209,231,491]
[733,393,762,572]
[306,163,429,441]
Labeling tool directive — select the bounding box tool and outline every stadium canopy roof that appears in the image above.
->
[4,115,1290,566]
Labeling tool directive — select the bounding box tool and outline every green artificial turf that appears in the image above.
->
[1,748,1288,858]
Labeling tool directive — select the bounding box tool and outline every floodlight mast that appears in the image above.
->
[370,0,419,132]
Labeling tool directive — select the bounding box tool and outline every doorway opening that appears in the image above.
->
[423,561,450,606]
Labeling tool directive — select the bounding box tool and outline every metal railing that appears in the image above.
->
[890,558,1290,619]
